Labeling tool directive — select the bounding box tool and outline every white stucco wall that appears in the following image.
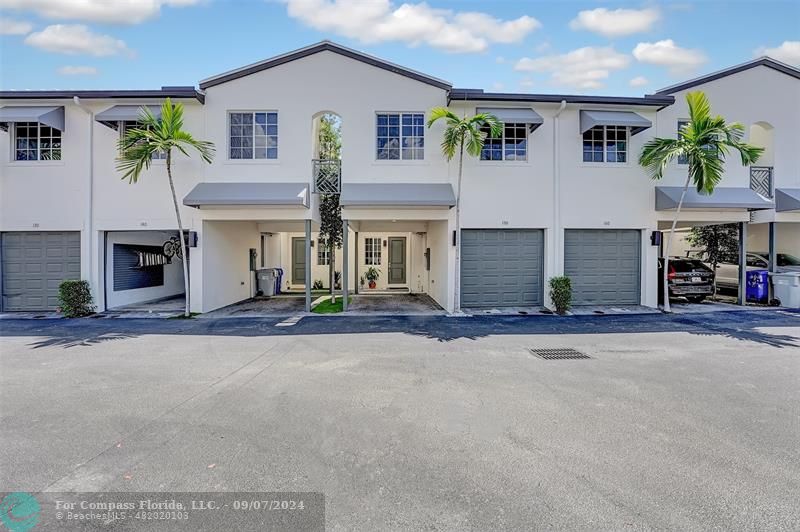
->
[199,220,260,312]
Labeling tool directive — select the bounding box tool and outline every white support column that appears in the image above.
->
[738,222,747,306]
[305,219,312,312]
[342,220,349,311]
[768,221,776,302]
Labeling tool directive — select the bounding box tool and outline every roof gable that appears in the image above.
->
[656,57,800,94]
[199,41,451,91]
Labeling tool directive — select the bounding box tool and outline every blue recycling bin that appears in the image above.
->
[746,269,769,304]
[275,268,284,295]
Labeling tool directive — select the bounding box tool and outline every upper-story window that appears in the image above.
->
[229,111,278,160]
[376,113,424,160]
[677,120,689,165]
[120,121,166,160]
[480,123,527,161]
[582,125,627,163]
[14,122,61,161]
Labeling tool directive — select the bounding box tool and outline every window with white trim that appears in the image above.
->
[14,122,61,161]
[582,125,627,163]
[376,113,424,160]
[677,120,689,165]
[317,239,330,266]
[364,237,381,265]
[480,123,527,161]
[119,121,166,159]
[229,111,278,160]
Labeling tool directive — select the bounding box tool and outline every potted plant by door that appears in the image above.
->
[365,267,380,289]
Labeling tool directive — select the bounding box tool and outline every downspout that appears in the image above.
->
[552,100,567,282]
[73,97,96,308]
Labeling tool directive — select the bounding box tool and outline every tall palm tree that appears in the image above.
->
[117,98,215,317]
[428,108,502,311]
[639,91,762,312]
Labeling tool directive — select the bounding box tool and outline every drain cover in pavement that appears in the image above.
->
[529,348,591,360]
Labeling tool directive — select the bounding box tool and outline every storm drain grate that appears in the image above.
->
[529,348,591,360]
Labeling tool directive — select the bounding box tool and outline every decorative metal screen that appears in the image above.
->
[750,166,773,198]
[313,159,341,194]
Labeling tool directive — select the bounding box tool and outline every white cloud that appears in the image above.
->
[755,41,800,66]
[515,46,630,89]
[491,81,505,91]
[25,24,132,56]
[629,76,648,87]
[519,78,535,90]
[569,7,659,38]
[0,16,32,35]
[284,0,540,53]
[0,0,200,24]
[633,39,706,74]
[57,65,98,75]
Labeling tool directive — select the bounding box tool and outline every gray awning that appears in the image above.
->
[183,182,309,208]
[95,105,161,129]
[775,188,800,212]
[655,186,774,211]
[340,183,456,207]
[0,106,64,131]
[476,107,544,131]
[580,110,651,135]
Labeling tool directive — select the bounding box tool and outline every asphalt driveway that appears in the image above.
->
[1,311,799,530]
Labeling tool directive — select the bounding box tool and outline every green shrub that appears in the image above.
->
[58,280,95,317]
[549,276,572,315]
[312,279,324,290]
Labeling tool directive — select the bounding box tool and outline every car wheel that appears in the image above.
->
[687,296,706,303]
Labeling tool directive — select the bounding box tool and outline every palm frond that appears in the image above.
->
[638,137,685,180]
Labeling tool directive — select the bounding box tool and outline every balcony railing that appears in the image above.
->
[313,159,341,194]
[750,166,773,198]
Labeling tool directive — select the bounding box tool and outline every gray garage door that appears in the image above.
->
[1,232,81,311]
[564,229,641,306]
[461,229,543,308]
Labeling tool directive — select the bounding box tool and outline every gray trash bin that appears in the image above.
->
[771,272,800,308]
[256,269,277,296]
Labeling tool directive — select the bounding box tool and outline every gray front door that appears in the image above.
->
[461,229,543,308]
[1,231,81,311]
[388,237,406,284]
[564,229,641,305]
[291,237,306,285]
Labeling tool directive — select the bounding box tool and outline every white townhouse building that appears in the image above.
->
[1,42,798,314]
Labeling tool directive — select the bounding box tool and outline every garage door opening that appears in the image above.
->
[461,229,544,309]
[1,231,81,311]
[104,231,186,311]
[564,229,641,306]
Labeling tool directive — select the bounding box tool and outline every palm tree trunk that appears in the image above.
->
[329,244,336,303]
[166,151,191,317]
[662,171,693,313]
[454,141,464,312]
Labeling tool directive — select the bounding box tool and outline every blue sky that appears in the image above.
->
[1,0,798,95]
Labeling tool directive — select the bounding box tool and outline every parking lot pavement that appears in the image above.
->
[1,310,799,530]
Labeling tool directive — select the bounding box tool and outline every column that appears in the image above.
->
[342,220,349,311]
[738,222,747,306]
[768,221,776,302]
[305,219,312,312]
[354,231,359,294]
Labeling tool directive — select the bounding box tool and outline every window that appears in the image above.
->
[14,122,61,161]
[582,125,627,163]
[376,113,424,160]
[229,111,278,160]
[317,239,330,266]
[677,120,689,165]
[119,121,166,159]
[364,237,381,265]
[480,123,527,161]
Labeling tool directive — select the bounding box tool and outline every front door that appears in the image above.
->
[291,237,306,285]
[388,237,406,285]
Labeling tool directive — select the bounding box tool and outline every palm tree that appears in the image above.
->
[428,108,502,311]
[117,98,215,317]
[639,91,762,312]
